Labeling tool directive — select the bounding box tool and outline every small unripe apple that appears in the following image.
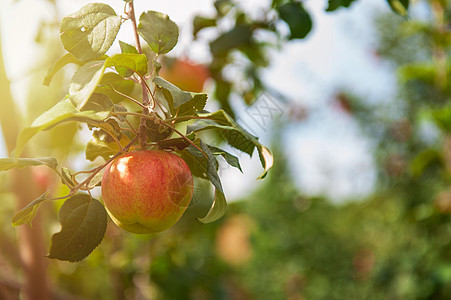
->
[101,150,193,234]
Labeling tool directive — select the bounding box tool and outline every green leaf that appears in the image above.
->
[183,140,227,223]
[210,25,252,57]
[188,110,273,178]
[177,93,208,117]
[433,107,451,132]
[398,63,435,84]
[193,16,217,37]
[44,53,83,86]
[106,53,148,77]
[198,189,227,223]
[12,192,50,227]
[119,41,139,54]
[207,145,242,172]
[278,2,312,39]
[82,93,114,113]
[14,98,110,158]
[48,194,107,262]
[188,110,256,155]
[95,73,135,104]
[138,11,179,54]
[60,3,121,61]
[200,141,223,193]
[153,76,207,115]
[0,157,58,171]
[325,0,358,12]
[69,60,107,109]
[410,149,442,177]
[85,131,130,161]
[386,0,409,16]
[61,167,75,187]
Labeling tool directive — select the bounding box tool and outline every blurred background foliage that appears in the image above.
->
[1,0,451,299]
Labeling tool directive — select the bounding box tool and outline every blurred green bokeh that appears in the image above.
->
[1,0,451,299]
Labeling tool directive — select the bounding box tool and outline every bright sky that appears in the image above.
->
[0,0,404,202]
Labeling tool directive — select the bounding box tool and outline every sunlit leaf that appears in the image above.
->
[95,73,135,104]
[69,60,107,109]
[15,98,110,158]
[12,192,50,227]
[106,53,148,77]
[85,131,131,161]
[119,41,139,54]
[138,11,179,54]
[153,76,207,115]
[44,53,83,86]
[82,93,114,113]
[0,157,58,171]
[60,3,121,61]
[61,167,75,187]
[48,194,107,262]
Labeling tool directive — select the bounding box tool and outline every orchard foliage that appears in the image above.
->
[192,0,410,117]
[0,0,412,263]
[0,1,273,262]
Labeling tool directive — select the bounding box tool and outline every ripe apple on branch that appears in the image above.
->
[0,1,272,262]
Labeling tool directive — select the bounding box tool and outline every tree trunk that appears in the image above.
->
[0,33,49,300]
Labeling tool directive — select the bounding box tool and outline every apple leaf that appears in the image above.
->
[386,0,409,16]
[95,73,135,104]
[207,145,242,172]
[177,93,208,117]
[12,192,50,227]
[81,93,114,113]
[60,3,121,61]
[277,2,312,39]
[106,53,148,77]
[210,25,252,57]
[181,140,227,223]
[198,189,227,224]
[0,157,58,171]
[201,140,223,193]
[119,41,139,54]
[193,16,217,38]
[44,53,84,86]
[138,11,179,54]
[188,110,273,179]
[48,194,107,262]
[326,0,357,12]
[61,167,75,188]
[69,60,107,109]
[86,131,131,161]
[198,141,227,223]
[14,98,110,158]
[153,76,207,115]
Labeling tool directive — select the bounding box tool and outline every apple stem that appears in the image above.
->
[126,0,151,150]
[68,135,139,195]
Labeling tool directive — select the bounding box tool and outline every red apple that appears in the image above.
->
[159,57,210,93]
[101,150,193,234]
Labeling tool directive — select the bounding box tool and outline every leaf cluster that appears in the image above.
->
[0,1,272,262]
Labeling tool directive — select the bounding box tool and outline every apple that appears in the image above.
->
[31,166,55,195]
[101,150,193,234]
[159,57,210,93]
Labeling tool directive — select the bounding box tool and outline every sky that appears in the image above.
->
[0,0,404,202]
